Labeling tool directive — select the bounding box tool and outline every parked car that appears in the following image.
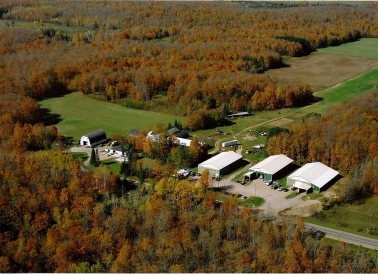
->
[271,181,280,189]
[264,180,272,186]
[277,186,284,191]
[242,195,247,200]
[283,188,289,192]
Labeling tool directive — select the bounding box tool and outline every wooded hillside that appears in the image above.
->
[1,1,378,130]
[0,1,378,272]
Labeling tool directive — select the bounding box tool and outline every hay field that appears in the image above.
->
[39,92,184,140]
[265,39,378,92]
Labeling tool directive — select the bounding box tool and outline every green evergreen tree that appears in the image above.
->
[90,148,97,166]
[120,159,129,178]
[95,149,100,166]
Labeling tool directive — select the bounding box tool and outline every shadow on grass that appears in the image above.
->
[39,107,62,126]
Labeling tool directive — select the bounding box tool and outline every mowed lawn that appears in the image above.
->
[39,92,184,140]
[317,38,378,59]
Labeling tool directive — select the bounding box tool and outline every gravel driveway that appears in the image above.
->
[70,145,118,165]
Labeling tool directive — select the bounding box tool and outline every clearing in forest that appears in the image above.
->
[269,118,294,127]
[39,92,184,140]
[265,38,378,92]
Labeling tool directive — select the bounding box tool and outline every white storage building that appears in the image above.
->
[287,162,339,193]
[244,154,293,181]
[198,151,243,177]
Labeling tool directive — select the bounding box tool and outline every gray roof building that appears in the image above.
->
[80,129,107,147]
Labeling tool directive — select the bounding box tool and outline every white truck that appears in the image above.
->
[222,139,238,148]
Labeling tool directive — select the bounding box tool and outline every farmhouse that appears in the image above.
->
[287,162,339,193]
[80,129,107,147]
[244,154,293,181]
[198,151,243,177]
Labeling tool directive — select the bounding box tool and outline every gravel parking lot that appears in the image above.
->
[70,145,120,165]
[217,178,304,215]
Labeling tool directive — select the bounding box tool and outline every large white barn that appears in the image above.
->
[198,151,243,178]
[80,129,107,147]
[287,162,339,193]
[244,154,293,181]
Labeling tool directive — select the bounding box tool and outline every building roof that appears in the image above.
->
[227,112,250,118]
[111,145,127,153]
[167,127,181,135]
[175,130,189,138]
[177,137,191,147]
[297,183,312,191]
[250,154,293,175]
[84,129,106,143]
[199,151,242,171]
[288,162,339,189]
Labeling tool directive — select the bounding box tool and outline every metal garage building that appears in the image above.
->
[287,162,339,193]
[80,129,107,147]
[198,151,243,178]
[244,154,293,181]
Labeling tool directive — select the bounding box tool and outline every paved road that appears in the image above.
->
[305,223,378,250]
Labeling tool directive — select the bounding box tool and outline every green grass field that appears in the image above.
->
[317,38,378,59]
[306,196,378,240]
[39,92,185,140]
[301,67,378,114]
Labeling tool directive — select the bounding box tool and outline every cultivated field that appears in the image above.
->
[265,39,378,92]
[39,92,184,140]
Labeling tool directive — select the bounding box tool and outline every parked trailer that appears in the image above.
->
[222,140,238,148]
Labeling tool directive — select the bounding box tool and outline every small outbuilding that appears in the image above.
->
[80,129,107,147]
[287,162,339,193]
[198,151,243,178]
[244,154,293,181]
[227,112,250,118]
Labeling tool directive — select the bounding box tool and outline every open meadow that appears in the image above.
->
[265,39,378,92]
[39,92,184,140]
[317,38,378,59]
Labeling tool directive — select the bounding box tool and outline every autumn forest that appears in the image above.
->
[0,0,378,272]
